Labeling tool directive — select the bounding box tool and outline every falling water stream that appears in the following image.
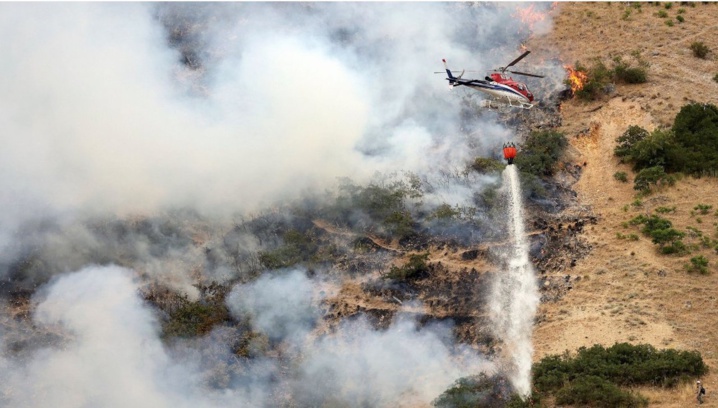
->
[489,164,540,397]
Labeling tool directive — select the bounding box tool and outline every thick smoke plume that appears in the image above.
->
[0,2,560,405]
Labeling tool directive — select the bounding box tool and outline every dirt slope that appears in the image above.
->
[527,3,718,407]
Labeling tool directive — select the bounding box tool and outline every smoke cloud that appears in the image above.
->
[0,266,491,407]
[0,2,560,405]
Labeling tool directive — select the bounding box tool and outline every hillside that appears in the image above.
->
[1,3,717,408]
[527,2,718,406]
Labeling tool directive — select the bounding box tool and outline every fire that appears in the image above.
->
[564,65,589,93]
[512,4,549,30]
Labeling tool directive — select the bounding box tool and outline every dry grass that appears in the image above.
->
[528,3,718,407]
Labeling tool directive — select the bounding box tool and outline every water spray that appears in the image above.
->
[489,164,540,397]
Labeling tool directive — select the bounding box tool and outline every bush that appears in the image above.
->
[690,41,710,58]
[387,252,430,281]
[665,19,674,26]
[694,204,713,215]
[714,73,718,83]
[633,166,675,193]
[685,255,709,274]
[432,373,515,408]
[630,214,687,253]
[328,177,421,240]
[664,2,672,9]
[669,103,718,175]
[471,157,505,174]
[613,57,648,84]
[657,9,668,17]
[514,130,568,177]
[676,14,685,23]
[534,343,708,392]
[572,59,613,100]
[258,229,318,269]
[614,171,629,182]
[618,103,718,176]
[555,376,648,408]
[163,299,231,338]
[615,126,650,161]
[431,203,461,220]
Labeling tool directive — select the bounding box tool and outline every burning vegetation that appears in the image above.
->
[564,65,589,94]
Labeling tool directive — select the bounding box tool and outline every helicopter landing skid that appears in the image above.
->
[480,98,534,110]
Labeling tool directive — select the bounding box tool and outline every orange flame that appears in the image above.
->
[564,65,588,93]
[513,4,548,30]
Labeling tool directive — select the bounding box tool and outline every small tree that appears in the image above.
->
[685,255,709,274]
[633,166,675,193]
[615,126,650,161]
[690,41,710,59]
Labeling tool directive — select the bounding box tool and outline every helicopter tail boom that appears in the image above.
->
[442,59,456,84]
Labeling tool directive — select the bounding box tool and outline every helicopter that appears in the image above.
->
[436,50,544,109]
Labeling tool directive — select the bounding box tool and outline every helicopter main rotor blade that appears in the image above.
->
[504,50,531,70]
[507,70,545,78]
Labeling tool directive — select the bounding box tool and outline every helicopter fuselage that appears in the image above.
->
[461,79,533,104]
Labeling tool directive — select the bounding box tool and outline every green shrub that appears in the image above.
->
[665,19,674,26]
[714,73,718,83]
[615,126,650,161]
[664,2,672,9]
[328,177,421,240]
[694,204,713,215]
[660,240,687,255]
[571,59,613,100]
[669,103,718,175]
[514,130,568,177]
[555,376,648,408]
[431,203,460,220]
[677,7,685,13]
[534,343,708,391]
[657,9,668,17]
[432,373,516,408]
[676,14,684,23]
[630,214,687,253]
[690,41,710,59]
[685,255,709,274]
[258,229,318,269]
[163,299,231,338]
[383,210,416,240]
[634,166,675,193]
[387,252,430,281]
[655,206,676,214]
[613,57,649,84]
[614,171,629,182]
[618,103,718,175]
[471,157,505,174]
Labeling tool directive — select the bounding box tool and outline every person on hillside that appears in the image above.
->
[697,380,705,404]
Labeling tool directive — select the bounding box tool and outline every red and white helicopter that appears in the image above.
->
[437,50,544,109]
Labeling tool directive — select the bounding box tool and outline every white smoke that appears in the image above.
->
[0,266,267,408]
[295,316,493,407]
[489,166,540,396]
[0,2,561,404]
[227,269,318,344]
[0,266,491,407]
[0,2,558,232]
[227,269,493,407]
